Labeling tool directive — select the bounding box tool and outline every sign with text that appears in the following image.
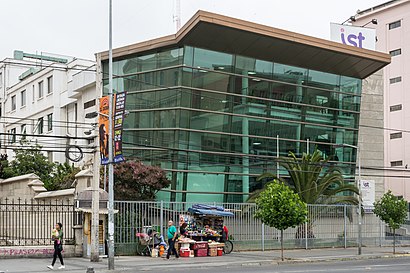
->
[360,180,375,213]
[113,92,127,163]
[98,96,110,165]
[98,93,127,165]
[330,23,376,50]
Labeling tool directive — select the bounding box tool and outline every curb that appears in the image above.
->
[97,254,410,272]
[276,253,410,265]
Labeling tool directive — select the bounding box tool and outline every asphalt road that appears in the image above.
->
[140,258,410,273]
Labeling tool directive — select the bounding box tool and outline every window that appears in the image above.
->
[390,49,402,57]
[390,132,402,139]
[84,99,96,109]
[10,128,16,143]
[47,113,53,131]
[38,81,43,98]
[390,76,402,84]
[391,160,403,167]
[11,95,16,111]
[32,84,35,103]
[389,20,401,30]
[21,124,26,140]
[390,104,402,112]
[21,90,26,107]
[47,76,53,94]
[37,117,44,134]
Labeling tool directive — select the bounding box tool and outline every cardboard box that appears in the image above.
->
[209,248,217,257]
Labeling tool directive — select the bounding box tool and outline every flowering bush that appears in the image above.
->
[113,161,171,200]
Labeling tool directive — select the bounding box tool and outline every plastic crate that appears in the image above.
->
[195,248,208,257]
[192,242,208,250]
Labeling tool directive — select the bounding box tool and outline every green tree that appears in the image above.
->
[53,162,81,190]
[113,161,171,200]
[252,150,359,205]
[0,154,14,179]
[254,181,307,261]
[373,191,408,254]
[249,150,359,243]
[6,143,57,190]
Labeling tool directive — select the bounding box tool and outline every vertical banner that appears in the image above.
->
[113,92,127,163]
[99,96,110,165]
[360,180,375,213]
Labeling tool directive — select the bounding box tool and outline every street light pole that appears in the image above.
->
[107,0,115,269]
[334,143,361,255]
[357,145,362,255]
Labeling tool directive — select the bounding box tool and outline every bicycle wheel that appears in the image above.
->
[223,240,233,254]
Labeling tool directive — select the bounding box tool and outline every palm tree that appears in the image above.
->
[249,149,359,205]
[249,149,359,243]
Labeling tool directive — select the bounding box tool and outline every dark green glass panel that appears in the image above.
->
[191,69,234,93]
[235,55,273,79]
[157,48,183,68]
[183,46,194,67]
[193,48,234,72]
[125,89,180,110]
[273,63,308,83]
[340,76,362,94]
[307,70,340,91]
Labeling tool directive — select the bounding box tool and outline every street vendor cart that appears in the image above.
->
[177,204,234,257]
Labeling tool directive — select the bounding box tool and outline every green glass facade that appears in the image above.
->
[102,46,362,203]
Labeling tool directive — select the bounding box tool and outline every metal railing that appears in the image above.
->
[0,198,76,246]
[114,201,410,255]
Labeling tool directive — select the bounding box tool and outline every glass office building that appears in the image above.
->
[100,11,390,203]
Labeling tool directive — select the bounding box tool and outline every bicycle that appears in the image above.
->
[223,240,233,254]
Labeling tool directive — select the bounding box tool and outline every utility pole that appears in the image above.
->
[90,130,100,262]
[107,0,115,269]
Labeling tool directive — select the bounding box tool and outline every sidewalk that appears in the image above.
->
[1,246,410,273]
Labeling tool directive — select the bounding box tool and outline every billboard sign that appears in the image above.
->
[330,23,376,50]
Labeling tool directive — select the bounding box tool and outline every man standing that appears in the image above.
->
[166,220,179,259]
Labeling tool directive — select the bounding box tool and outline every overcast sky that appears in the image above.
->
[0,0,386,61]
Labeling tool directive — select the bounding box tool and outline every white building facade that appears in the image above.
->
[0,53,97,166]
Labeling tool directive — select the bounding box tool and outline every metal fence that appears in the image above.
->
[0,198,76,246]
[114,201,410,255]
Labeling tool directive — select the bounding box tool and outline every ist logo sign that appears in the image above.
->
[330,23,376,50]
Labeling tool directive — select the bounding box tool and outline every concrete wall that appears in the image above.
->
[0,174,46,200]
[359,70,385,200]
[0,245,76,259]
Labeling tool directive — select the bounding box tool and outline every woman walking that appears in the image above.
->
[47,222,65,270]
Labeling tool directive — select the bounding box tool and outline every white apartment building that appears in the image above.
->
[0,52,97,166]
[353,0,410,200]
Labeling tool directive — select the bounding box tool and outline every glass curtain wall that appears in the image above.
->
[102,46,362,203]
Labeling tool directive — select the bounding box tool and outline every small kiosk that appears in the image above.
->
[177,204,234,257]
